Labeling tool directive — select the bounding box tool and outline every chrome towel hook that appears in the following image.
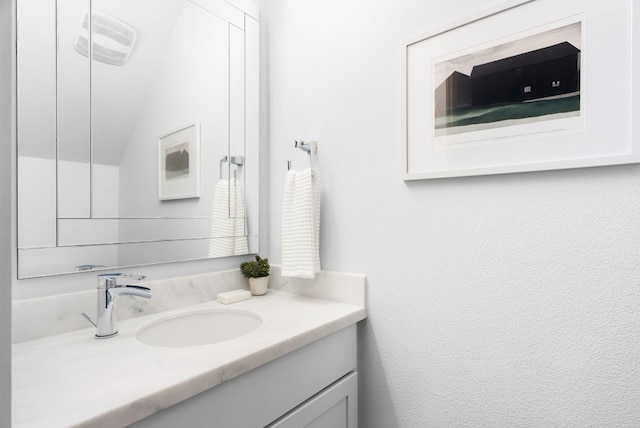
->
[288,140,318,172]
[220,155,244,179]
[294,140,317,154]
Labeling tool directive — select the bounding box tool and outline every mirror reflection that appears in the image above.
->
[17,0,260,278]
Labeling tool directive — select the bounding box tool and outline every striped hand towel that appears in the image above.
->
[282,168,320,278]
[208,177,248,257]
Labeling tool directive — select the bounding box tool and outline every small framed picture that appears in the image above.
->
[158,122,200,200]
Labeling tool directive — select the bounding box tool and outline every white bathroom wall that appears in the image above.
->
[0,0,13,424]
[264,0,640,426]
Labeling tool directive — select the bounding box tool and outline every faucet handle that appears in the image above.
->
[97,273,146,288]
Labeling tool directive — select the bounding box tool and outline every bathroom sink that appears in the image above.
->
[136,309,262,347]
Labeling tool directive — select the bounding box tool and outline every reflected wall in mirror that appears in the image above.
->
[17,0,259,278]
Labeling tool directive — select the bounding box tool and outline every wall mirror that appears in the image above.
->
[17,0,259,278]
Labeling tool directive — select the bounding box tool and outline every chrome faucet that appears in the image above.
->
[85,273,151,339]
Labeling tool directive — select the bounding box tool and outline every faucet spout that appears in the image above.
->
[109,285,152,299]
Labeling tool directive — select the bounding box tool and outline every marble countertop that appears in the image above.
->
[12,290,366,428]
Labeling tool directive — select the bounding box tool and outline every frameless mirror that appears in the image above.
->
[17,0,259,278]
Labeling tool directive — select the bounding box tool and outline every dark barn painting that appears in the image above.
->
[434,23,581,136]
[165,142,190,180]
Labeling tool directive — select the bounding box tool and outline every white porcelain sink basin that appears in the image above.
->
[136,309,262,347]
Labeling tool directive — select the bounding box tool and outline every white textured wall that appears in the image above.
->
[264,0,640,426]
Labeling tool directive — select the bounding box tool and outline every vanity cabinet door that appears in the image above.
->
[267,372,358,428]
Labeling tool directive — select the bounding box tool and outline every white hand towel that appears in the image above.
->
[209,177,248,257]
[282,168,320,278]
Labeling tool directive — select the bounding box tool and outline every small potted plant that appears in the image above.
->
[240,255,270,296]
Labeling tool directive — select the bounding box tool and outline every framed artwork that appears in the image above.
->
[402,0,640,180]
[158,122,201,200]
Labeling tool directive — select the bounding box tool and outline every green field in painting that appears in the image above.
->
[435,95,580,130]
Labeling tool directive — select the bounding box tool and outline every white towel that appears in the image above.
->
[281,168,320,278]
[208,178,248,257]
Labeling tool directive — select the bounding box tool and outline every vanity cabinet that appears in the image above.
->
[130,324,358,427]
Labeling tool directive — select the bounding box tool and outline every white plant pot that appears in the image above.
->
[249,276,269,296]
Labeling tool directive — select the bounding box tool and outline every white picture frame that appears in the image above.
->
[402,0,640,180]
[158,122,201,200]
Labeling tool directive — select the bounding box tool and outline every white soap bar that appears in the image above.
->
[217,289,252,305]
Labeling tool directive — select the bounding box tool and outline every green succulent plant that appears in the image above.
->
[240,255,270,278]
